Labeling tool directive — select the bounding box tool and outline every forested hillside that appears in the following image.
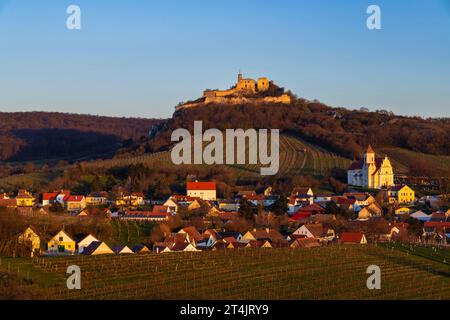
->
[0,112,163,162]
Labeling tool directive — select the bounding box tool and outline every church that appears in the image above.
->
[347,145,394,189]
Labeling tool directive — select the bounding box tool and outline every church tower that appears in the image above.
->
[364,145,375,164]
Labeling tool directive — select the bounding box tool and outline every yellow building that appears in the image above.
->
[65,196,86,212]
[47,230,76,254]
[388,185,415,204]
[85,192,108,206]
[18,226,41,257]
[16,189,34,207]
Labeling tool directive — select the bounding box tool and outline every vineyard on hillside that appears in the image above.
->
[2,245,450,300]
[379,147,450,177]
[84,134,352,178]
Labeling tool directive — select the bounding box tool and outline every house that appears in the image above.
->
[18,226,41,257]
[188,199,214,212]
[388,185,415,204]
[178,226,203,245]
[410,211,431,222]
[187,181,217,201]
[170,195,198,205]
[47,230,76,254]
[56,190,71,205]
[170,243,200,252]
[16,189,34,207]
[336,197,357,211]
[347,145,394,189]
[163,198,180,213]
[198,229,221,248]
[215,211,240,224]
[292,224,335,243]
[245,194,265,206]
[290,238,320,249]
[121,211,171,222]
[264,186,273,196]
[86,192,108,206]
[290,187,314,206]
[290,204,326,221]
[153,243,172,253]
[339,232,367,244]
[76,234,99,253]
[395,207,411,215]
[314,194,333,204]
[123,192,145,206]
[242,228,285,243]
[389,222,409,241]
[217,231,242,242]
[65,195,86,212]
[218,200,240,212]
[112,245,134,254]
[291,187,314,199]
[83,241,114,255]
[0,198,17,208]
[42,192,58,206]
[237,190,257,198]
[132,244,151,254]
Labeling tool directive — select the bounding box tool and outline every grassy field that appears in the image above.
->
[381,243,450,265]
[1,245,449,300]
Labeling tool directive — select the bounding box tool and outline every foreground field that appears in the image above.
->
[1,245,450,300]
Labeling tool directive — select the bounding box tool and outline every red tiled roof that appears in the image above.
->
[0,199,17,207]
[424,222,450,228]
[218,211,240,221]
[340,232,365,243]
[66,195,84,202]
[297,204,325,213]
[336,197,356,205]
[43,192,58,201]
[152,205,169,213]
[187,182,216,191]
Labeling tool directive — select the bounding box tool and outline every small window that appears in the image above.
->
[59,237,63,241]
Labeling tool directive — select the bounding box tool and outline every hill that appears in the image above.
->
[141,101,450,160]
[0,112,163,163]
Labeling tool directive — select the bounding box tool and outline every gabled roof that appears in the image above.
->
[66,195,85,202]
[187,182,216,191]
[82,241,113,255]
[43,192,58,201]
[246,229,284,241]
[179,226,203,242]
[291,187,313,196]
[111,245,133,254]
[132,244,150,253]
[152,205,169,213]
[340,232,365,243]
[366,145,375,153]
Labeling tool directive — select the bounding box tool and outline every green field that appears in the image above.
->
[1,245,449,300]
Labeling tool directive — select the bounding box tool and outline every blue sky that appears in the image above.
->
[0,0,449,118]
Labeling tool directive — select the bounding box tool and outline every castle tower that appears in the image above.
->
[238,71,243,83]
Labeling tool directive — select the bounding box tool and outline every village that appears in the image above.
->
[1,145,449,259]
